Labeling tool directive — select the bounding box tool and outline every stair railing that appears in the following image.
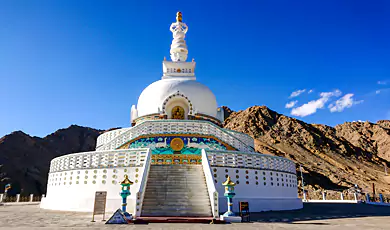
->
[133,148,152,217]
[201,149,219,218]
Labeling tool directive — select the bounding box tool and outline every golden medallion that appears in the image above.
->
[170,138,184,151]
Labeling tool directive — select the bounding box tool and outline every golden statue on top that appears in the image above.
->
[176,11,182,22]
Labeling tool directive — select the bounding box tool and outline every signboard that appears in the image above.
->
[105,209,129,224]
[92,191,107,222]
[239,201,250,222]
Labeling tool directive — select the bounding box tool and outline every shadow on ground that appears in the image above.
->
[248,203,390,223]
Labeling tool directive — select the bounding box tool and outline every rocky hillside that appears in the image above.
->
[0,125,102,195]
[224,106,390,198]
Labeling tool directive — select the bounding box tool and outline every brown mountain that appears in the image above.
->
[0,125,102,195]
[224,105,390,198]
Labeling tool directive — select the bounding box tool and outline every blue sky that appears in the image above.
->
[0,0,389,137]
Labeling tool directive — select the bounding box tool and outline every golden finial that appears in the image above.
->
[176,11,182,22]
[121,174,133,185]
[222,176,236,186]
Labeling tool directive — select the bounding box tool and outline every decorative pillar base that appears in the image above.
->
[222,211,236,217]
[220,215,242,223]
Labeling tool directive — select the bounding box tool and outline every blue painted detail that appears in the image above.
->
[128,136,227,155]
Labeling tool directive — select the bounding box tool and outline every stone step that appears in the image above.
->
[142,205,211,210]
[146,181,207,185]
[143,196,210,202]
[142,209,211,214]
[141,212,212,217]
[143,197,210,202]
[146,181,206,185]
[148,169,203,172]
[149,168,203,171]
[143,190,208,194]
[149,167,203,170]
[147,175,205,178]
[150,165,202,167]
[143,193,209,197]
[143,192,209,197]
[146,179,206,183]
[147,174,205,177]
[142,200,211,205]
[141,165,211,217]
[141,208,211,214]
[148,170,203,173]
[148,178,205,181]
[142,203,211,209]
[149,172,203,173]
[145,185,207,192]
[145,182,207,185]
[147,180,205,183]
[144,190,208,194]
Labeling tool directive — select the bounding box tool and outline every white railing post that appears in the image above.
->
[0,194,3,202]
[201,149,219,218]
[322,191,326,200]
[354,192,358,201]
[340,192,344,200]
[134,149,152,218]
[29,194,34,202]
[16,194,20,202]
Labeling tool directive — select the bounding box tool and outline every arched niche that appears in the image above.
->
[162,91,193,119]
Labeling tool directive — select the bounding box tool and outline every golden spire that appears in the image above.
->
[222,176,236,186]
[121,174,133,185]
[176,11,182,22]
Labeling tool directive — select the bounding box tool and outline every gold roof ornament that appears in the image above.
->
[176,11,182,22]
[121,174,133,185]
[222,176,236,186]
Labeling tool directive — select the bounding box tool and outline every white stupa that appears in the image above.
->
[40,12,302,218]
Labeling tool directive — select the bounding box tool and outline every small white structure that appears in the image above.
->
[41,12,302,217]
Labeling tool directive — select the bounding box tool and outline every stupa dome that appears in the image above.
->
[136,78,218,118]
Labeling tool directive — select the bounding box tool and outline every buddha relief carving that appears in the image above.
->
[171,106,185,120]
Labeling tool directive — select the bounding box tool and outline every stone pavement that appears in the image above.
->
[0,203,390,229]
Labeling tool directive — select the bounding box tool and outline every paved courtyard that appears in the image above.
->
[1,203,390,229]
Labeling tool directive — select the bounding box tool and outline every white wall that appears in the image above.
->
[41,167,144,213]
[211,166,302,212]
[212,167,298,198]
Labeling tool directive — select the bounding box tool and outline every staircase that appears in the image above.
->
[141,164,212,217]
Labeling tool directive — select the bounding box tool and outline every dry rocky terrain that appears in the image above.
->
[224,106,390,198]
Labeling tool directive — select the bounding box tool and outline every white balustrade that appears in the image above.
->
[134,149,152,217]
[96,128,132,149]
[97,120,255,153]
[205,150,296,174]
[49,149,150,173]
[225,129,254,148]
[201,149,219,218]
